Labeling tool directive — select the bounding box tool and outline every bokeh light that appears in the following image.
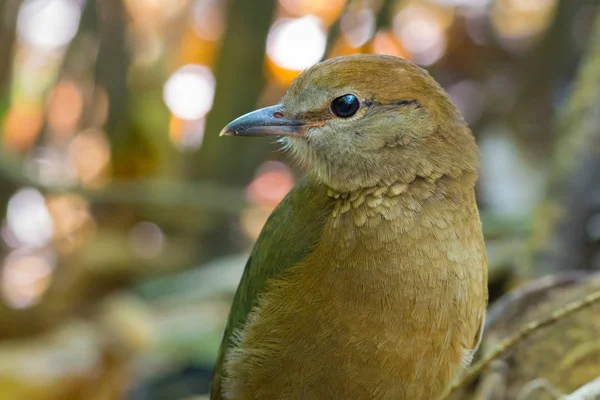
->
[7,188,54,248]
[341,7,376,48]
[163,64,216,120]
[278,0,347,26]
[245,161,295,209]
[328,35,360,58]
[16,0,82,52]
[47,80,83,136]
[68,129,111,188]
[1,221,22,249]
[1,102,44,153]
[241,162,295,240]
[491,0,558,52]
[393,3,450,66]
[129,222,166,260]
[192,0,225,41]
[369,29,409,58]
[267,16,327,72]
[2,249,56,309]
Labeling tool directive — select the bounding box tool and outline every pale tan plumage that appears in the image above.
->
[213,54,488,400]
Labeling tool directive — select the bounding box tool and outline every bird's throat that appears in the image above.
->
[327,171,473,225]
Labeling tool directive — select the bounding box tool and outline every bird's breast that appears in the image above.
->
[222,191,486,400]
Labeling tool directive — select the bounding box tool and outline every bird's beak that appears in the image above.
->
[219,105,309,137]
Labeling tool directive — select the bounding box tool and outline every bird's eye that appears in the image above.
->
[330,94,360,118]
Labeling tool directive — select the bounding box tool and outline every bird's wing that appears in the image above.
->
[210,178,333,399]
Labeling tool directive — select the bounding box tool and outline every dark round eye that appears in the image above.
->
[330,94,360,118]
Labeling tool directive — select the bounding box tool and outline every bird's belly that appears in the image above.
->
[222,266,478,400]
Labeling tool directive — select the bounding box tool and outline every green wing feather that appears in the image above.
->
[210,178,333,399]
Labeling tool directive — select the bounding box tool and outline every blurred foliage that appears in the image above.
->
[0,0,598,399]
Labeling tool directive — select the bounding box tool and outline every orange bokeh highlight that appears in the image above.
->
[328,35,363,58]
[2,102,44,153]
[279,0,347,26]
[178,27,220,68]
[369,29,410,59]
[241,162,295,240]
[169,115,185,145]
[246,161,295,209]
[47,80,83,138]
[266,56,303,87]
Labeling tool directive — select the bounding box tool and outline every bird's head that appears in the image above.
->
[221,54,479,192]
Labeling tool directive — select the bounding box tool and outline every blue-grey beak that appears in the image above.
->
[219,105,307,137]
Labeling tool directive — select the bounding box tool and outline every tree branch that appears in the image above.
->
[445,287,600,398]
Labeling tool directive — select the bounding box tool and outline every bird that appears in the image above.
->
[211,54,488,400]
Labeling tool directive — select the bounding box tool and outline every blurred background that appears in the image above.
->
[0,0,598,399]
